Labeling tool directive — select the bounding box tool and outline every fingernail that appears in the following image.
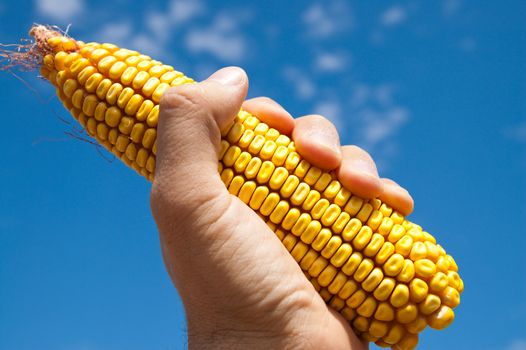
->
[350,158,378,176]
[207,67,245,86]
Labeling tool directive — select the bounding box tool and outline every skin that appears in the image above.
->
[150,67,414,350]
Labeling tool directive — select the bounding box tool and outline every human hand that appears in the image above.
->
[150,67,414,350]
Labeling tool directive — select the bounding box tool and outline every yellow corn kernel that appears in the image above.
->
[330,243,353,267]
[329,296,345,311]
[308,256,329,278]
[369,320,389,338]
[269,167,289,190]
[290,241,309,262]
[362,267,384,292]
[279,175,299,198]
[384,324,405,345]
[282,233,298,252]
[406,315,427,334]
[281,208,300,231]
[409,278,429,303]
[321,235,342,259]
[328,272,347,295]
[311,199,329,220]
[397,259,416,283]
[427,305,454,330]
[414,259,436,279]
[354,258,374,283]
[353,226,373,250]
[238,181,256,204]
[396,333,419,350]
[291,213,312,236]
[352,316,370,333]
[300,220,322,244]
[338,279,359,299]
[373,277,396,302]
[249,186,269,210]
[244,157,262,179]
[384,253,405,276]
[269,200,289,223]
[390,284,410,308]
[318,265,338,287]
[342,218,362,242]
[374,302,395,322]
[419,294,441,315]
[395,235,414,257]
[375,242,395,265]
[342,252,363,276]
[364,234,385,258]
[332,212,351,234]
[299,249,318,271]
[256,161,275,184]
[396,303,418,324]
[367,210,383,231]
[440,286,460,308]
[429,272,449,293]
[302,190,321,211]
[347,289,367,309]
[357,296,377,318]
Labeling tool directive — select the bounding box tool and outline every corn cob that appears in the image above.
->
[26,26,463,350]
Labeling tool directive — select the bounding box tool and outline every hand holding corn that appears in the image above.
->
[1,26,464,349]
[152,66,376,349]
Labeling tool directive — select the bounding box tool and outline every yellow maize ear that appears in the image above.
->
[28,26,463,350]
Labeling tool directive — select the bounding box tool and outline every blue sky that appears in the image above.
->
[0,0,525,349]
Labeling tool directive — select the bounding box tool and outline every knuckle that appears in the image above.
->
[159,84,204,115]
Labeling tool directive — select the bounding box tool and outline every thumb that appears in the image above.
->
[151,67,248,219]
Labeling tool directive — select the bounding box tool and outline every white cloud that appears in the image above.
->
[168,0,204,24]
[443,0,462,17]
[380,5,407,27]
[313,100,343,129]
[459,37,477,52]
[146,0,204,42]
[359,106,409,147]
[315,52,349,72]
[185,13,247,62]
[96,22,132,45]
[302,0,353,39]
[282,67,316,100]
[36,0,84,21]
[503,122,526,143]
[509,339,526,350]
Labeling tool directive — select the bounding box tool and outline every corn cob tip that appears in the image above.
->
[0,24,76,72]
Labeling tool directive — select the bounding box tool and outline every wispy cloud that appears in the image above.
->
[443,0,462,17]
[302,0,353,39]
[380,5,407,27]
[185,13,248,62]
[314,52,349,73]
[282,66,316,100]
[146,0,204,43]
[509,339,526,350]
[359,106,409,148]
[503,122,526,143]
[459,37,477,52]
[313,100,343,129]
[35,0,84,21]
[322,82,411,159]
[96,21,132,44]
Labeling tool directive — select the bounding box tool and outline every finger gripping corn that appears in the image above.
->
[31,26,463,350]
